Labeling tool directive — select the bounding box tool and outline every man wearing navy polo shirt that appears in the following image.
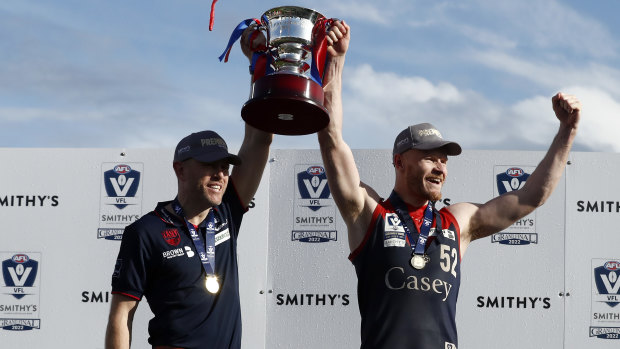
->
[104,126,272,349]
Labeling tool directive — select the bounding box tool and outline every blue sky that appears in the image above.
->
[1,0,619,152]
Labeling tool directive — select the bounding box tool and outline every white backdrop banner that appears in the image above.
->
[1,148,618,349]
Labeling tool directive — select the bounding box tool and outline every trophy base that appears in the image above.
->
[241,74,329,135]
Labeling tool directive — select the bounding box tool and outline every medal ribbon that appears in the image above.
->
[388,191,441,257]
[171,198,217,278]
[218,18,262,62]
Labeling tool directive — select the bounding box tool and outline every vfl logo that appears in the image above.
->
[496,167,530,195]
[386,214,402,230]
[2,254,38,299]
[594,261,620,307]
[297,166,331,211]
[162,229,180,246]
[103,164,141,209]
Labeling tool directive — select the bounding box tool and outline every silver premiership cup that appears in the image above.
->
[241,6,331,135]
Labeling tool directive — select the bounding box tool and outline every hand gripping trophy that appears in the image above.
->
[219,6,335,135]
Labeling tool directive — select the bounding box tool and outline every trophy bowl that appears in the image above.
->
[241,6,331,135]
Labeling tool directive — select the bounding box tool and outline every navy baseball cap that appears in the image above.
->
[393,123,462,157]
[174,130,241,165]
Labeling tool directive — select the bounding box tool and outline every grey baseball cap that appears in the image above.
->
[393,123,462,157]
[173,130,241,165]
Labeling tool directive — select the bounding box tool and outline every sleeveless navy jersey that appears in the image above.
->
[111,182,246,349]
[350,199,461,349]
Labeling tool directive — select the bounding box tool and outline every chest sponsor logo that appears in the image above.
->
[162,248,186,259]
[293,165,337,243]
[169,229,230,260]
[383,213,456,247]
[162,229,180,246]
[384,267,454,302]
[590,259,620,340]
[492,166,537,245]
[384,213,406,247]
[98,163,144,240]
[1,252,41,331]
[215,229,230,246]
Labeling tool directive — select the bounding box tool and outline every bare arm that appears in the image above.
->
[230,124,273,208]
[317,21,379,252]
[105,294,139,349]
[230,25,274,208]
[450,92,581,256]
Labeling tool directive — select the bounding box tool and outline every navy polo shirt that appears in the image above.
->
[111,183,246,349]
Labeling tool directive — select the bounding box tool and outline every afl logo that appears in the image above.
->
[12,254,29,263]
[506,167,524,177]
[604,261,620,271]
[114,164,132,174]
[306,166,325,176]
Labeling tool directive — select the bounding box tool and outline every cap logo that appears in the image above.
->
[201,138,227,149]
[177,146,190,155]
[396,138,409,147]
[418,128,442,138]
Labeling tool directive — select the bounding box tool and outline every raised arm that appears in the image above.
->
[317,21,379,251]
[105,294,139,349]
[450,92,581,256]
[230,25,274,208]
[230,125,273,208]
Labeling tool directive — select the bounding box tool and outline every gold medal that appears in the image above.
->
[205,276,220,294]
[410,255,428,270]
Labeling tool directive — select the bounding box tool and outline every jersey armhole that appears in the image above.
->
[348,203,385,262]
[227,179,249,213]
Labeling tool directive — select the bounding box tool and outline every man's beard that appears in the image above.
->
[407,173,443,202]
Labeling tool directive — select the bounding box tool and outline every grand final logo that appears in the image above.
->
[590,259,620,339]
[1,252,41,331]
[98,163,144,240]
[491,166,538,245]
[292,165,337,243]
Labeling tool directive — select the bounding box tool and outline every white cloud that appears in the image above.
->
[342,63,620,152]
[347,64,462,104]
[564,87,620,152]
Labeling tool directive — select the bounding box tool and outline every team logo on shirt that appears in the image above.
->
[384,213,406,247]
[383,213,456,247]
[162,229,181,246]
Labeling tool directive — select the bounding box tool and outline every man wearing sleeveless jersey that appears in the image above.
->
[320,21,581,348]
[104,29,272,349]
